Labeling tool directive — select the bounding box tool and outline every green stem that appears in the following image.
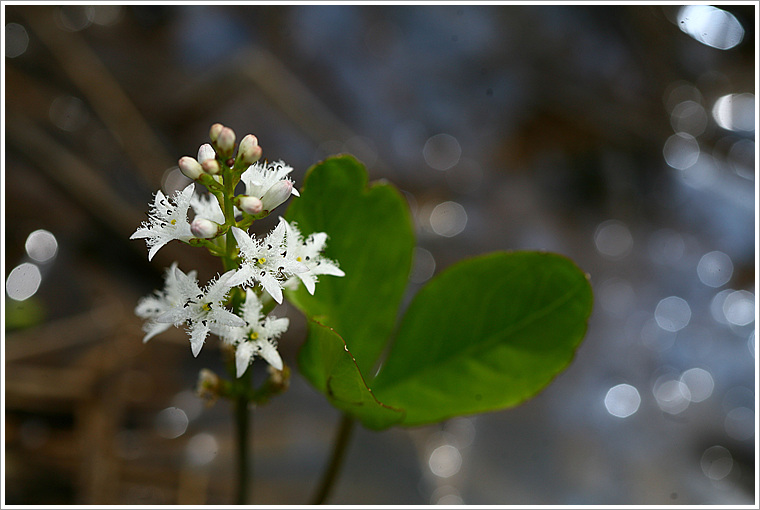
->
[311,414,355,505]
[234,391,250,505]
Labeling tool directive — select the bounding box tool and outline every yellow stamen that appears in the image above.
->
[170,219,177,225]
[258,257,266,264]
[249,331,259,341]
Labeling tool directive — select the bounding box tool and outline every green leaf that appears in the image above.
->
[372,251,593,427]
[285,155,415,376]
[298,320,405,430]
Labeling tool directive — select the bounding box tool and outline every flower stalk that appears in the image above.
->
[131,123,344,504]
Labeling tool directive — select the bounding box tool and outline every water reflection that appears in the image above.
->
[428,444,462,478]
[57,6,95,31]
[6,263,42,301]
[429,201,467,237]
[700,445,733,480]
[670,100,707,136]
[155,407,189,439]
[663,81,703,112]
[696,251,733,288]
[594,220,632,259]
[653,377,691,414]
[712,93,755,132]
[409,247,436,284]
[430,485,464,505]
[710,289,735,324]
[5,22,29,58]
[677,6,744,50]
[679,368,714,403]
[722,290,754,326]
[727,139,755,180]
[25,229,59,263]
[49,96,90,132]
[604,384,641,418]
[185,433,218,466]
[423,133,462,171]
[654,296,691,332]
[663,132,699,170]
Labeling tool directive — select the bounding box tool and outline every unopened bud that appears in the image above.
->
[236,134,263,167]
[217,127,236,158]
[197,143,216,164]
[178,156,203,180]
[238,195,263,215]
[190,217,221,238]
[201,158,221,175]
[209,123,224,143]
[196,368,221,406]
[261,179,296,212]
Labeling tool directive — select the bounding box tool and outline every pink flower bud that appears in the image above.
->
[236,134,262,166]
[201,158,221,175]
[190,217,220,239]
[261,179,295,212]
[178,156,203,180]
[209,123,223,143]
[217,127,236,158]
[197,143,216,164]
[238,195,263,215]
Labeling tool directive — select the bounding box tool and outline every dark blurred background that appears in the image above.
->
[3,4,756,505]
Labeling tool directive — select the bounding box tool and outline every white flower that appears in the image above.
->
[228,221,308,304]
[191,190,240,224]
[218,288,288,377]
[240,160,300,212]
[131,183,195,260]
[156,267,244,357]
[135,262,196,343]
[190,193,225,224]
[283,219,344,294]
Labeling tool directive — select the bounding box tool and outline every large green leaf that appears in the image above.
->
[298,320,405,430]
[285,155,415,376]
[372,251,593,427]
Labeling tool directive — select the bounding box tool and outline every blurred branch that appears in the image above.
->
[5,305,120,363]
[235,48,357,145]
[20,5,174,188]
[233,47,394,176]
[5,107,209,272]
[6,108,143,238]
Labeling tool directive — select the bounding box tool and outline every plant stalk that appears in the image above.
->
[234,392,250,505]
[311,414,355,505]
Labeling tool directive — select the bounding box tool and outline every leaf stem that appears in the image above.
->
[311,414,355,505]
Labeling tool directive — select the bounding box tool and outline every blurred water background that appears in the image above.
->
[3,4,756,505]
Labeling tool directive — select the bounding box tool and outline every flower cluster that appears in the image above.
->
[132,124,343,377]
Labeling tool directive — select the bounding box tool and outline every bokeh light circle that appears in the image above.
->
[6,263,42,301]
[604,384,641,418]
[696,251,733,288]
[655,296,691,332]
